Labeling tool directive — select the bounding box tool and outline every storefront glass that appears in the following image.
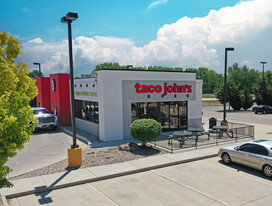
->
[131,101,187,131]
[75,100,99,123]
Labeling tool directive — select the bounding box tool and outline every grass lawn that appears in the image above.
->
[202,94,216,98]
[202,100,222,106]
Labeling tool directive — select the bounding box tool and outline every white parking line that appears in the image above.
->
[151,170,231,206]
[201,161,272,187]
[89,184,120,206]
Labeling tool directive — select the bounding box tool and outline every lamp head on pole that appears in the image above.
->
[61,12,78,23]
[226,47,234,51]
[260,61,267,64]
[33,62,40,66]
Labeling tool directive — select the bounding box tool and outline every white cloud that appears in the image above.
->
[242,60,251,66]
[148,0,168,10]
[20,0,272,76]
[22,8,30,14]
[28,38,44,44]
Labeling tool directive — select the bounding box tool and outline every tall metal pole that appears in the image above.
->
[67,20,78,149]
[38,64,41,77]
[263,63,264,83]
[223,48,227,122]
[260,62,266,86]
[260,61,267,104]
[223,47,234,123]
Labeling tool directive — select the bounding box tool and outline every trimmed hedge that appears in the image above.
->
[130,119,162,145]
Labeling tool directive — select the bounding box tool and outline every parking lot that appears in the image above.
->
[8,156,272,206]
[202,106,272,127]
[5,105,272,206]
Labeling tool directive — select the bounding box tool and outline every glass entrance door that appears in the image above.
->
[170,102,179,130]
[158,102,169,130]
[178,102,187,130]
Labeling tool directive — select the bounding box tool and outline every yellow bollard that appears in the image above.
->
[68,146,82,167]
[220,121,228,126]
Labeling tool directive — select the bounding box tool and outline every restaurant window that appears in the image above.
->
[75,100,99,123]
[131,101,187,131]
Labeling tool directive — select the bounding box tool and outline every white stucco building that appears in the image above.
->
[74,69,202,141]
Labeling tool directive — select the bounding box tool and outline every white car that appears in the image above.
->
[32,107,57,130]
[218,140,272,177]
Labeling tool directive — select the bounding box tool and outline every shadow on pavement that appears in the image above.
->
[217,160,272,181]
[34,167,80,204]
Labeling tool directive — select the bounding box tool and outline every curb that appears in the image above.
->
[1,192,8,206]
[3,153,217,200]
[58,126,91,145]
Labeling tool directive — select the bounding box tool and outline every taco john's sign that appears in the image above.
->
[135,82,193,96]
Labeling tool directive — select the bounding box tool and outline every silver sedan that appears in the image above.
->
[218,140,272,177]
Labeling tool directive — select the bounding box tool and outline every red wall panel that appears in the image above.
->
[36,77,51,112]
[50,74,71,126]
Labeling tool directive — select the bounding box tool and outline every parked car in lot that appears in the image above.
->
[32,107,57,130]
[252,105,272,114]
[218,140,272,177]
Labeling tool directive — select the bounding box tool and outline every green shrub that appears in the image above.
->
[130,119,162,146]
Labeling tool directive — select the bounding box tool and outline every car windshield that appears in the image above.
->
[33,109,50,115]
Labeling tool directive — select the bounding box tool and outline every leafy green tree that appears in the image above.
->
[28,70,44,78]
[197,67,223,94]
[28,70,44,107]
[253,71,272,106]
[215,83,230,104]
[130,119,162,146]
[228,63,260,93]
[228,81,242,110]
[241,87,254,110]
[0,31,38,188]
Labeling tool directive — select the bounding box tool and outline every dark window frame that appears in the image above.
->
[75,100,99,124]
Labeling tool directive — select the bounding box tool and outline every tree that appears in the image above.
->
[215,83,230,104]
[253,71,272,106]
[28,70,44,79]
[0,31,38,188]
[28,70,44,107]
[228,81,242,110]
[241,87,254,110]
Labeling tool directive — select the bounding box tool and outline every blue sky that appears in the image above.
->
[1,0,272,76]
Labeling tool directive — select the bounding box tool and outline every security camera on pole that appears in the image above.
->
[61,12,82,167]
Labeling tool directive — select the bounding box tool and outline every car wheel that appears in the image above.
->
[50,125,57,130]
[263,165,272,177]
[255,111,257,114]
[222,153,232,164]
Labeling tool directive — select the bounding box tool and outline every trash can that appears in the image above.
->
[209,117,217,129]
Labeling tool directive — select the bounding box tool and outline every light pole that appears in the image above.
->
[33,62,41,77]
[260,61,267,104]
[61,12,82,167]
[222,47,234,125]
[260,61,267,84]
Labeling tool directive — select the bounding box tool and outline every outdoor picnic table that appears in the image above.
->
[188,127,205,133]
[212,126,229,138]
[188,127,205,142]
[168,131,193,147]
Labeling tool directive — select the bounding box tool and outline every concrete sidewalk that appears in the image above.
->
[1,139,249,206]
